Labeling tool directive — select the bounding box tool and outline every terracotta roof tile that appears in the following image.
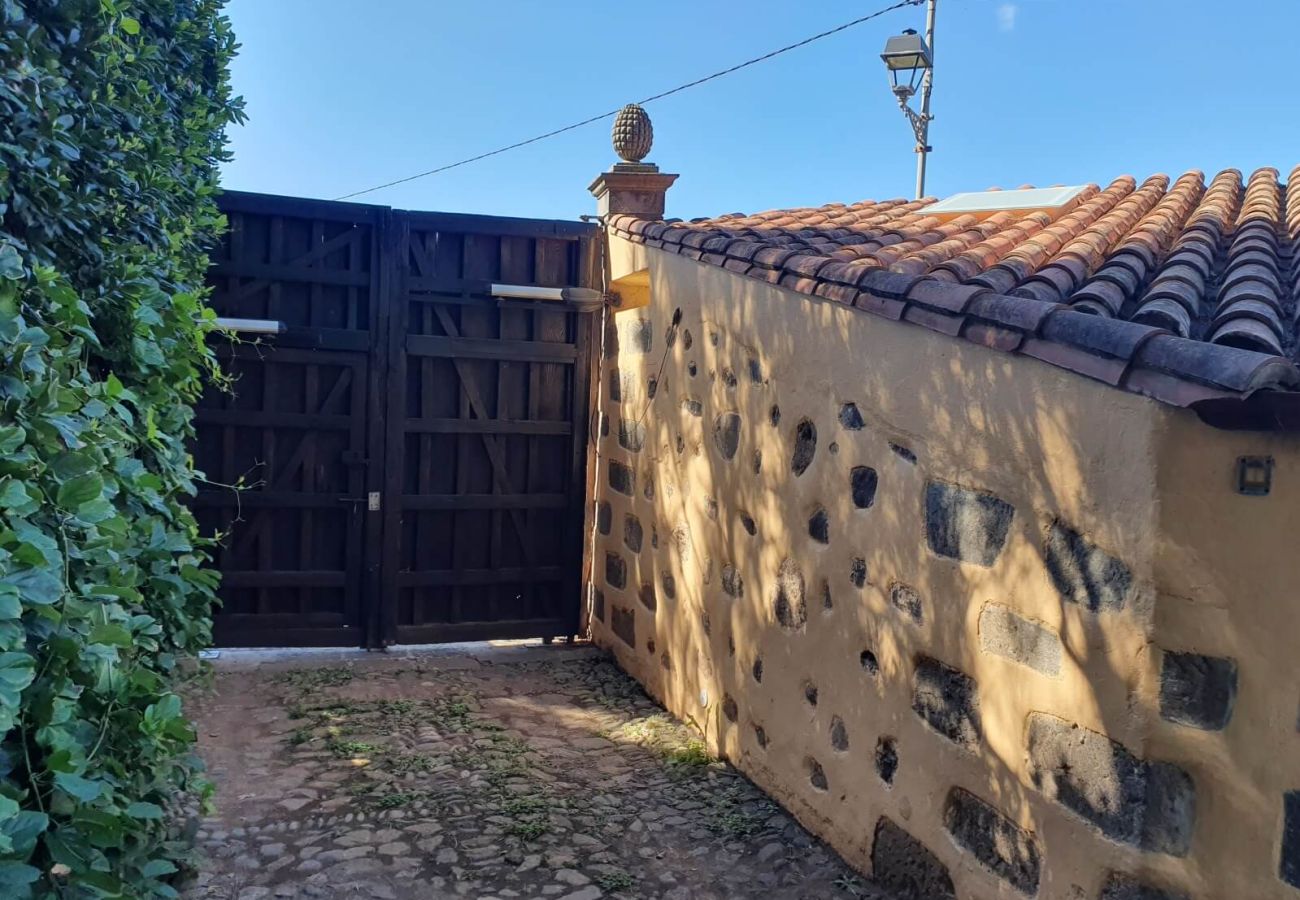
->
[605,167,1300,423]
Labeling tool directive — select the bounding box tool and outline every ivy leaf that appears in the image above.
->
[125,802,163,820]
[0,426,24,454]
[0,808,48,857]
[0,479,31,510]
[88,623,131,648]
[0,588,20,619]
[0,245,22,280]
[0,652,36,731]
[56,473,102,509]
[0,862,40,895]
[54,773,103,803]
[120,16,140,34]
[0,569,62,605]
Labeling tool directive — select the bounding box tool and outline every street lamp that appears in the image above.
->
[881,0,937,200]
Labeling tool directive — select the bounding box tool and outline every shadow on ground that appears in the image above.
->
[182,642,893,900]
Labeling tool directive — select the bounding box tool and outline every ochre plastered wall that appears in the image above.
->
[587,236,1300,899]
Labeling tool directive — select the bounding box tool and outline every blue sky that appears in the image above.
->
[220,0,1298,221]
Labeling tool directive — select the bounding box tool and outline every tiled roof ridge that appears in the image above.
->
[606,167,1300,423]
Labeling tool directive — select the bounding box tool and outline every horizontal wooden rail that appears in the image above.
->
[401,418,571,436]
[406,334,576,363]
[400,493,567,511]
[396,566,564,587]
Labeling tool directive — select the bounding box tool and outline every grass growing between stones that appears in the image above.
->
[597,871,638,893]
[706,783,776,836]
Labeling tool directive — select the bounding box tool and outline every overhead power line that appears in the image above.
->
[333,0,924,201]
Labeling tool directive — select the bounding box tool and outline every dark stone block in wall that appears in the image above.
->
[1026,712,1195,856]
[592,587,605,623]
[943,787,1042,895]
[1044,519,1134,612]
[912,657,981,748]
[808,508,830,544]
[1159,651,1238,730]
[661,570,676,600]
[608,367,622,403]
[604,552,626,590]
[890,583,924,625]
[722,564,744,598]
[625,317,653,354]
[617,418,646,453]
[890,443,917,464]
[722,695,738,722]
[791,419,817,476]
[638,582,657,613]
[681,397,703,417]
[611,605,635,647]
[851,466,879,509]
[748,356,763,383]
[1282,791,1300,888]
[1100,872,1190,900]
[623,514,643,553]
[596,501,611,536]
[642,472,655,501]
[875,737,898,783]
[608,460,635,496]
[713,412,742,461]
[839,402,865,430]
[871,818,956,900]
[850,557,867,588]
[770,404,781,426]
[722,367,738,389]
[925,481,1015,567]
[773,559,807,630]
[830,716,849,751]
[807,758,828,791]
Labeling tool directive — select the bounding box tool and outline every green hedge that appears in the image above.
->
[0,1,241,895]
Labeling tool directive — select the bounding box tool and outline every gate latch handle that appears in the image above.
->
[338,492,382,511]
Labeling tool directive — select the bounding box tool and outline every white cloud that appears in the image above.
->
[997,2,1018,31]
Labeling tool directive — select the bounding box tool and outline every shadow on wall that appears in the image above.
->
[591,250,1214,900]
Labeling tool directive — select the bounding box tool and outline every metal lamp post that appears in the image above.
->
[881,0,937,199]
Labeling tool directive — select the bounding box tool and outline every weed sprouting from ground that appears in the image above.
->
[597,871,637,893]
[327,738,384,759]
[371,792,424,810]
[505,820,547,840]
[665,739,712,771]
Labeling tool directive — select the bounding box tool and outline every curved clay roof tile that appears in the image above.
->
[1132,298,1194,337]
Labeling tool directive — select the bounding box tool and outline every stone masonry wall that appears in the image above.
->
[587,238,1300,899]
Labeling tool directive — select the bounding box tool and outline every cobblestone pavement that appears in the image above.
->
[183,643,890,900]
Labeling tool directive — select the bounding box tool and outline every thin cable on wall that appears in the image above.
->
[333,0,923,201]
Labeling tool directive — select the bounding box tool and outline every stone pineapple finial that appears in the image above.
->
[612,104,653,164]
[590,102,676,218]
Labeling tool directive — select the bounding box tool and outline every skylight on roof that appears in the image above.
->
[923,185,1088,216]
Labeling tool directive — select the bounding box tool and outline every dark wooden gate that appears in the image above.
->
[193,191,598,648]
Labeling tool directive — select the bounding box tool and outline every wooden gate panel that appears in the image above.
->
[197,194,596,647]
[194,346,369,646]
[382,218,592,645]
[198,193,385,646]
